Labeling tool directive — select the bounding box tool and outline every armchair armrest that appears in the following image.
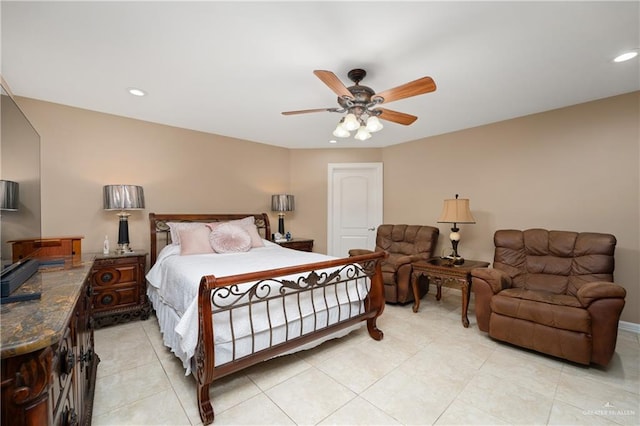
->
[348,248,373,257]
[471,267,512,332]
[576,281,627,307]
[471,268,512,294]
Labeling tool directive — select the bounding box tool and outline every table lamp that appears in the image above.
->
[271,194,294,235]
[437,194,476,265]
[103,185,145,254]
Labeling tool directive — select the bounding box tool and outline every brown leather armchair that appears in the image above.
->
[471,229,626,366]
[349,224,439,304]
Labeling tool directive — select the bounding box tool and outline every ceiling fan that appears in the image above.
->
[282,69,436,140]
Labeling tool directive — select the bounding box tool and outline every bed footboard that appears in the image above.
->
[195,251,386,425]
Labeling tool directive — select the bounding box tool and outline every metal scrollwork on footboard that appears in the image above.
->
[193,251,386,425]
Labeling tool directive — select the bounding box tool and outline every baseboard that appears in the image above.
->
[619,321,640,334]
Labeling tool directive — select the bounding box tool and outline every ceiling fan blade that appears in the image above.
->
[376,108,418,125]
[281,108,338,115]
[313,70,353,98]
[373,76,436,104]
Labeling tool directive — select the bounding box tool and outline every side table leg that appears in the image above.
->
[412,273,420,313]
[461,278,471,328]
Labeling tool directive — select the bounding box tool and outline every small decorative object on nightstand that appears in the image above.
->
[275,238,314,252]
[90,251,151,328]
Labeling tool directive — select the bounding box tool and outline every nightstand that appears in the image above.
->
[90,252,151,328]
[275,238,314,252]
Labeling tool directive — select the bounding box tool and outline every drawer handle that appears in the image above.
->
[62,407,78,426]
[100,294,114,305]
[60,350,75,375]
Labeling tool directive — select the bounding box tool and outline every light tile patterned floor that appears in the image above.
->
[93,288,640,425]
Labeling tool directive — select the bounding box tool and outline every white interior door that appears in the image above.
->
[327,163,383,257]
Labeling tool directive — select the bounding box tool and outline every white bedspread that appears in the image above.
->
[146,241,369,373]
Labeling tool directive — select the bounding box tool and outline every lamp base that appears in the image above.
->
[116,212,133,254]
[115,243,134,255]
[451,256,465,266]
[278,213,285,235]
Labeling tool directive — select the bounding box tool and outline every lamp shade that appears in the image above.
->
[437,196,476,224]
[271,194,294,212]
[0,180,19,211]
[103,185,145,210]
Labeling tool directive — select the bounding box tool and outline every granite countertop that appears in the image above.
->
[0,255,95,358]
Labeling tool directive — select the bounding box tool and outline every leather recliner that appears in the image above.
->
[349,224,439,304]
[471,229,626,366]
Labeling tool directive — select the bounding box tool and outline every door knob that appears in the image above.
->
[368,228,375,231]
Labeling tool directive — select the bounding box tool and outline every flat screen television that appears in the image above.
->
[0,81,42,296]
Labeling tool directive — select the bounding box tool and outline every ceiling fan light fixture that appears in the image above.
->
[333,123,350,138]
[354,126,372,141]
[343,113,360,131]
[366,116,384,132]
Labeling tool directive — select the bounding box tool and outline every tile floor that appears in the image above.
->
[93,287,639,425]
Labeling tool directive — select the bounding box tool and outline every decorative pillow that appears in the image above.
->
[209,223,252,253]
[168,222,207,245]
[207,216,264,248]
[178,226,214,255]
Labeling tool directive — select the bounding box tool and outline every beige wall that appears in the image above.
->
[17,98,290,258]
[16,92,639,324]
[383,92,639,324]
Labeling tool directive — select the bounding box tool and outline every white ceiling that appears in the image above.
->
[1,1,638,149]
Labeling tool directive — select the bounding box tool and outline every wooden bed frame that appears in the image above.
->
[148,213,386,424]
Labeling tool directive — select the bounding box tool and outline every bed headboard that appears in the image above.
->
[148,213,271,267]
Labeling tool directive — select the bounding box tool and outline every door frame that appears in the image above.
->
[327,162,383,256]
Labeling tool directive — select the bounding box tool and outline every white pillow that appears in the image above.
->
[209,223,252,253]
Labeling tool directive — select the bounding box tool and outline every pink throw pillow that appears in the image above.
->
[168,222,207,245]
[207,216,264,248]
[179,226,214,255]
[209,223,251,253]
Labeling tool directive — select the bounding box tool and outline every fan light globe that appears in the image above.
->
[343,113,360,131]
[366,116,384,132]
[333,124,350,138]
[354,126,372,141]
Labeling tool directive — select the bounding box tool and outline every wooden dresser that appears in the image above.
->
[0,256,99,426]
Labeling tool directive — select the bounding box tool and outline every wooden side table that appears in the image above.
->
[412,257,489,327]
[274,238,314,252]
[90,252,151,328]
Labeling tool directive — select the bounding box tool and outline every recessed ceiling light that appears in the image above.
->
[329,139,337,144]
[613,50,638,63]
[127,87,146,96]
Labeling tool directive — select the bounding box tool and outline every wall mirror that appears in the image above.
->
[1,81,41,267]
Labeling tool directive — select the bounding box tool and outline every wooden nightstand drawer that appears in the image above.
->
[275,238,314,252]
[93,287,140,311]
[90,253,151,328]
[91,265,137,287]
